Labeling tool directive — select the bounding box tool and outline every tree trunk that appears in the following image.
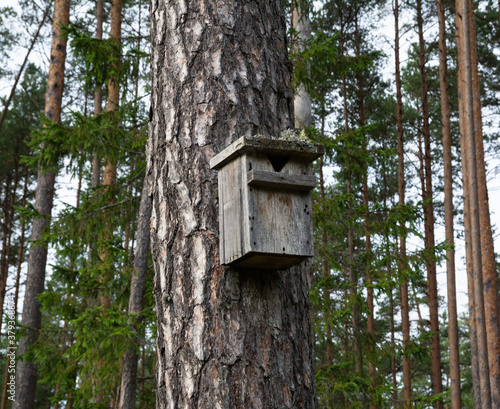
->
[149,1,316,407]
[291,1,312,129]
[91,0,105,189]
[455,11,482,405]
[0,164,19,330]
[98,0,122,309]
[437,0,461,405]
[457,0,492,403]
[0,167,26,409]
[119,172,153,409]
[469,0,500,402]
[355,19,376,399]
[13,0,70,406]
[416,2,444,405]
[395,0,411,404]
[319,117,332,366]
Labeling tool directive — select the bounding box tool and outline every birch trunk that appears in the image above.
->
[13,0,70,406]
[149,1,316,407]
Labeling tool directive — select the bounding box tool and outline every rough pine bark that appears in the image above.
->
[395,0,411,405]
[119,172,153,409]
[416,1,443,404]
[437,0,461,405]
[13,0,70,406]
[469,1,500,401]
[149,1,316,408]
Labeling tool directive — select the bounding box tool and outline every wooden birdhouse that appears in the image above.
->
[210,135,324,269]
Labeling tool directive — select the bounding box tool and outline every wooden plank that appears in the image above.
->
[247,169,316,191]
[210,135,324,170]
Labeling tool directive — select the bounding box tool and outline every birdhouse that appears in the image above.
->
[210,135,324,269]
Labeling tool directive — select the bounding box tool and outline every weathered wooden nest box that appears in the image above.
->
[210,135,324,269]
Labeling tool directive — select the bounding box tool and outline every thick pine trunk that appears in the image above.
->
[468,1,500,402]
[437,0,461,405]
[394,0,411,405]
[13,0,70,406]
[119,172,153,409]
[149,1,316,407]
[416,1,443,404]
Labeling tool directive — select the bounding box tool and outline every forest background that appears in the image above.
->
[0,0,500,407]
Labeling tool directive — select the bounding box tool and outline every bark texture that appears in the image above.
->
[119,171,153,409]
[149,1,316,408]
[13,0,70,406]
[437,0,461,402]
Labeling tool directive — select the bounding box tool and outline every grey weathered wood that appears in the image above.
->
[247,169,316,191]
[210,135,324,170]
[212,135,321,269]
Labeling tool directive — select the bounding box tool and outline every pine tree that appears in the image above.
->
[13,0,70,406]
[149,1,316,407]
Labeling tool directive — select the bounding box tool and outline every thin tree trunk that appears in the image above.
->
[455,14,482,405]
[468,0,500,401]
[0,5,50,133]
[458,0,492,403]
[98,0,122,309]
[291,1,312,129]
[118,172,153,409]
[0,168,27,409]
[437,0,461,404]
[149,1,317,407]
[319,116,332,366]
[355,17,376,398]
[13,0,70,406]
[395,0,411,404]
[416,1,444,404]
[0,165,19,330]
[91,0,105,189]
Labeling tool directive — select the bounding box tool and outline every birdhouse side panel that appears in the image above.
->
[218,157,250,265]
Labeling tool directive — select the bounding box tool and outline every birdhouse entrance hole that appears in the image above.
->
[266,154,290,172]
